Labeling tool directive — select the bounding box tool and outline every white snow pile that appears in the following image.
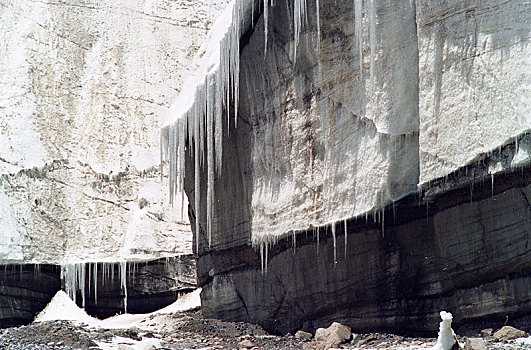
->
[34,288,201,329]
[34,290,98,324]
[432,311,457,350]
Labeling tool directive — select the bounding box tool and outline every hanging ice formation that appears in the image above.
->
[162,0,379,266]
[61,262,130,313]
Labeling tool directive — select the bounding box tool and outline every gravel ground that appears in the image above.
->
[0,311,529,350]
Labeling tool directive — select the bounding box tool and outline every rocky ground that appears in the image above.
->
[1,310,529,350]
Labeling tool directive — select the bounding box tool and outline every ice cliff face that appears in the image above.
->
[164,0,530,252]
[0,0,230,263]
[162,0,530,334]
[418,0,531,184]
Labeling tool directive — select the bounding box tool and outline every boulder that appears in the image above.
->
[295,331,313,341]
[314,322,351,348]
[493,326,527,341]
[480,329,493,338]
[463,338,487,350]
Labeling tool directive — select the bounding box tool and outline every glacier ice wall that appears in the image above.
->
[163,0,530,254]
[0,0,230,264]
[162,0,420,250]
[243,0,419,246]
[418,0,531,184]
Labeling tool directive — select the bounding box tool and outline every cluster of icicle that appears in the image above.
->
[61,261,131,313]
[161,0,382,261]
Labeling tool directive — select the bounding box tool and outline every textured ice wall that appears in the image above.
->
[0,0,229,263]
[243,0,419,245]
[418,0,531,184]
[162,0,420,250]
[163,0,530,253]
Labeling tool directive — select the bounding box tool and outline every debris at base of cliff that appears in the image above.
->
[2,319,531,350]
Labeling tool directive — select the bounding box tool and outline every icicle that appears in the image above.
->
[354,0,363,74]
[265,243,269,273]
[332,222,337,265]
[194,101,201,254]
[260,242,265,274]
[368,0,376,88]
[206,75,215,247]
[93,263,98,305]
[264,0,269,55]
[316,0,320,54]
[294,0,307,63]
[120,261,128,314]
[344,219,348,258]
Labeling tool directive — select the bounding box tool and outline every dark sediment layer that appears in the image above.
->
[196,161,531,335]
[0,264,61,328]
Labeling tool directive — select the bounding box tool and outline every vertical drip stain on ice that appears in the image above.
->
[293,0,308,63]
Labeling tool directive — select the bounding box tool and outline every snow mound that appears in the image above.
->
[34,288,201,332]
[34,290,98,325]
[153,288,201,314]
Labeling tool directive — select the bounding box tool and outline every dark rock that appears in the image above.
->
[81,255,196,318]
[197,166,531,335]
[1,256,196,327]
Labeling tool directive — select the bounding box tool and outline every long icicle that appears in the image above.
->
[264,0,268,55]
[368,0,376,88]
[354,0,363,74]
[316,0,320,54]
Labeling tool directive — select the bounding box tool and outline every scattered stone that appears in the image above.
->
[463,338,487,350]
[480,328,493,338]
[493,326,527,341]
[239,339,254,348]
[315,322,352,348]
[117,345,134,350]
[357,333,379,346]
[295,330,313,341]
